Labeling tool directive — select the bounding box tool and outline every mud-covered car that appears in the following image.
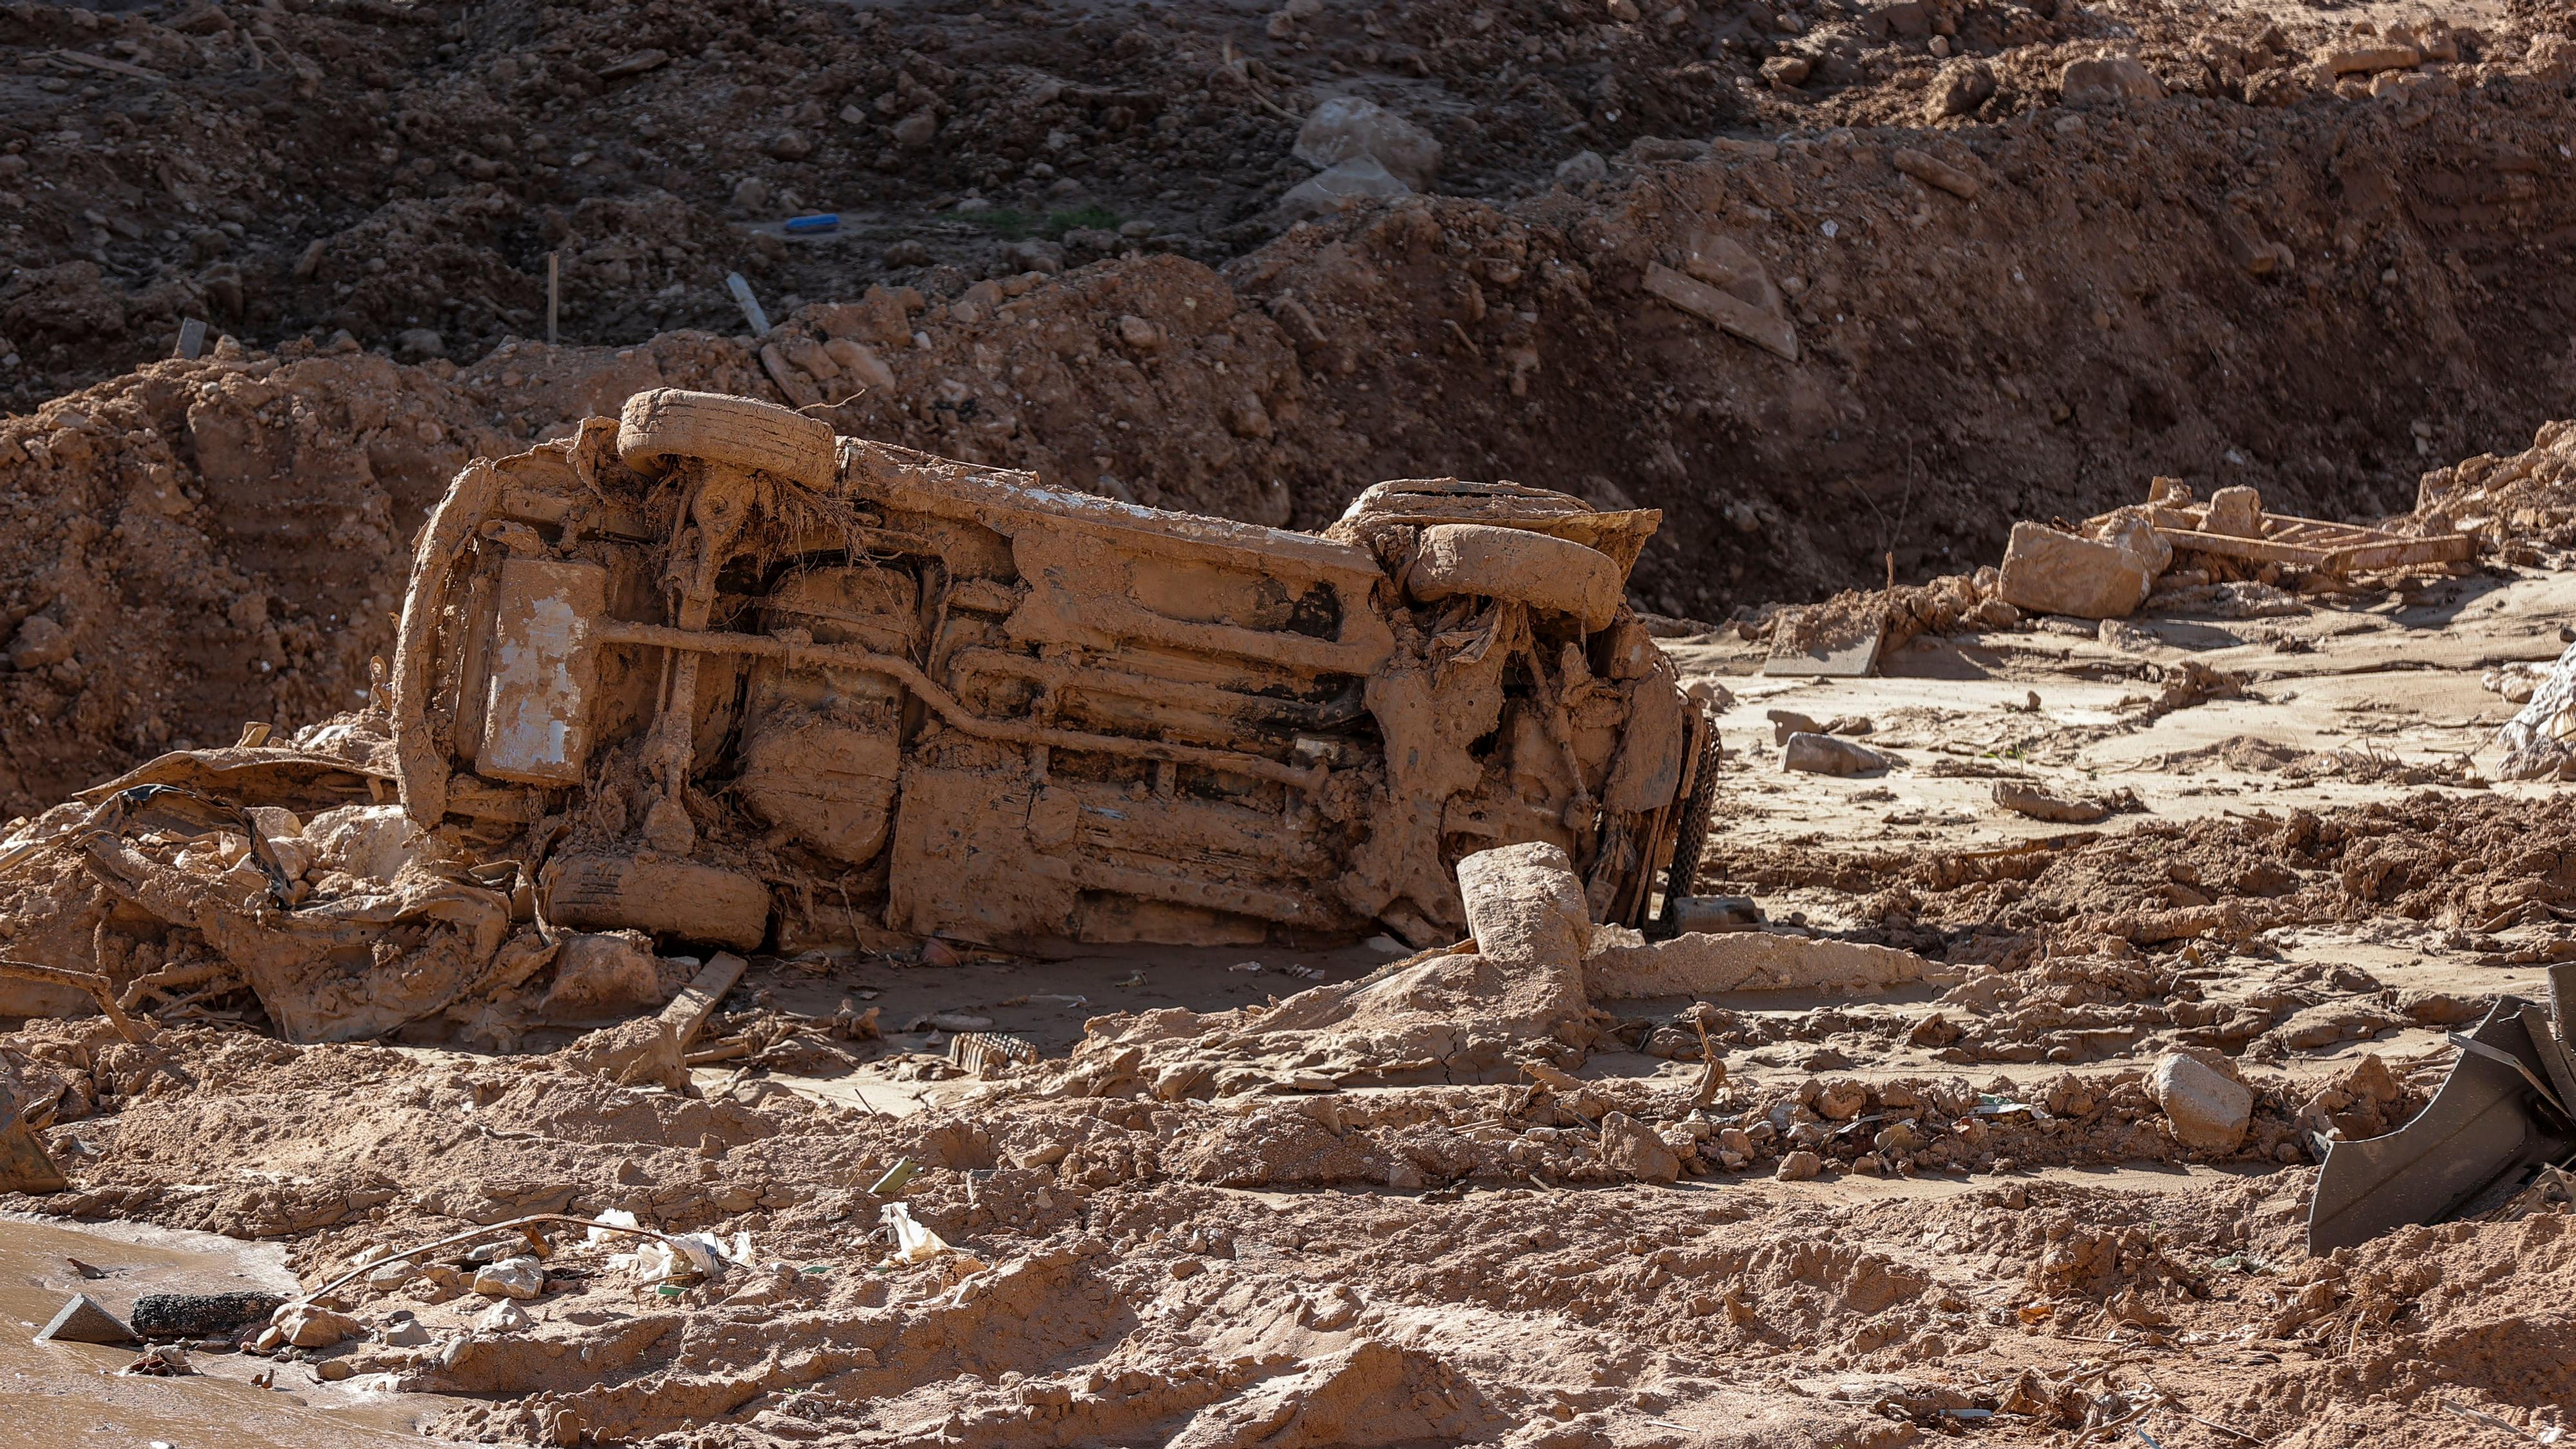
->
[390,390,1711,954]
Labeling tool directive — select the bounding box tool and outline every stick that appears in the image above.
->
[0,960,146,1043]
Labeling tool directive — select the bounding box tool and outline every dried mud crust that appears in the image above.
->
[0,1005,2555,1449]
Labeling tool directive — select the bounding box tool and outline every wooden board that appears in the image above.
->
[2102,502,2472,575]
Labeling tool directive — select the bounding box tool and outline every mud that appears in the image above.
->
[12,0,2576,1444]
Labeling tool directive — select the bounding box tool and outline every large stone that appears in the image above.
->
[1455,842,1590,969]
[1781,732,1892,775]
[473,1256,547,1300]
[1601,1112,1681,1183]
[2150,1051,2253,1152]
[2203,485,2264,538]
[536,931,667,1025]
[275,1303,363,1349]
[2059,55,2164,108]
[1997,522,2152,620]
[1277,156,1411,220]
[1292,97,1441,189]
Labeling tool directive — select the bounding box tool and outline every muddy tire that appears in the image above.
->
[1405,523,1622,631]
[1656,723,1722,936]
[616,388,837,489]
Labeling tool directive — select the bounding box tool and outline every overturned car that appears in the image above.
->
[1,391,1711,1042]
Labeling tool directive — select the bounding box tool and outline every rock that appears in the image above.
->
[275,1304,362,1349]
[243,805,313,880]
[1996,521,2153,620]
[555,1016,687,1091]
[1766,708,1824,745]
[8,614,72,670]
[1605,0,1641,19]
[823,338,896,390]
[1554,149,1608,186]
[2059,55,2164,107]
[1664,895,1763,934]
[473,1256,546,1300]
[1890,147,1978,199]
[1277,156,1412,219]
[729,176,769,214]
[1292,97,1441,190]
[765,128,813,161]
[537,931,667,1025]
[2094,508,2174,574]
[37,1293,133,1345]
[1456,840,1591,969]
[893,111,938,149]
[2318,41,2418,75]
[2531,33,2576,83]
[1924,58,1996,118]
[1781,732,1892,776]
[2150,1051,2253,1152]
[381,1312,432,1347]
[1115,315,1164,354]
[1602,1112,1681,1182]
[393,328,446,362]
[479,1299,533,1332]
[1776,1150,1822,1181]
[815,286,915,348]
[1761,55,1812,88]
[2203,485,2264,538]
[1991,781,2109,824]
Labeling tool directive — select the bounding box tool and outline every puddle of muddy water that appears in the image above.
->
[0,1216,464,1448]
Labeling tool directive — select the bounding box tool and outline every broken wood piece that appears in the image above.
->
[0,960,147,1043]
[660,952,748,1050]
[681,1037,753,1067]
[1890,147,1980,198]
[48,48,166,82]
[2114,501,2473,574]
[1642,262,1799,361]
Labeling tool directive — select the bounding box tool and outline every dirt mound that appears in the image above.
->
[0,334,775,819]
[2414,415,2576,565]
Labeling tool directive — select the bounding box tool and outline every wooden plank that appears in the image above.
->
[1642,262,1799,361]
[658,952,746,1050]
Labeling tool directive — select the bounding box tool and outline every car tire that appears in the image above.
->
[616,388,837,489]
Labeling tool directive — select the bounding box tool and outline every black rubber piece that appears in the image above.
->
[1654,725,1723,938]
[129,1291,285,1341]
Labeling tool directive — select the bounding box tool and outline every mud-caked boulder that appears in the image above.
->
[1997,522,2155,620]
[1601,1112,1681,1183]
[2060,55,2165,108]
[1292,97,1441,189]
[2150,1050,2253,1152]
